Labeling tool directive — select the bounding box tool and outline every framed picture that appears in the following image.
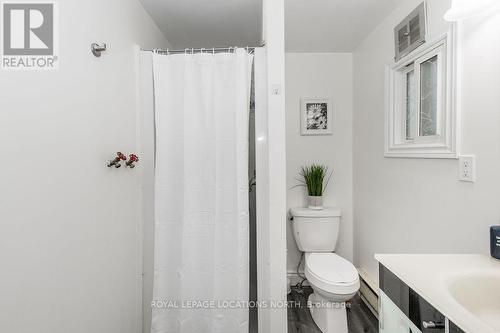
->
[300,98,333,136]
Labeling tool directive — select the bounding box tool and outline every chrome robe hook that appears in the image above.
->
[91,43,107,57]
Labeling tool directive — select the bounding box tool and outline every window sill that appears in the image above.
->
[385,145,459,159]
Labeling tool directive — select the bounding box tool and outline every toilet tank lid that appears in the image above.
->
[290,207,342,218]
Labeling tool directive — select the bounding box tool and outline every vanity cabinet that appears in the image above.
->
[379,264,465,333]
[380,291,422,333]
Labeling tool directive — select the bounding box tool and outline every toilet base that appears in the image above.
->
[308,292,348,333]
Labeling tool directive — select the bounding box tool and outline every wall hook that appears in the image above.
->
[107,152,126,168]
[126,154,139,168]
[91,43,107,57]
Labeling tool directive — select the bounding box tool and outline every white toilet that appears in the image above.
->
[290,207,360,333]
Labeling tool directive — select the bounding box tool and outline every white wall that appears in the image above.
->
[0,1,169,333]
[286,53,354,277]
[353,0,500,284]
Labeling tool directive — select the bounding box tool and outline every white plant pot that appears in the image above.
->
[308,196,323,210]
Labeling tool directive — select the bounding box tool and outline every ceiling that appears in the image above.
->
[139,0,400,52]
[286,0,401,52]
[139,0,262,49]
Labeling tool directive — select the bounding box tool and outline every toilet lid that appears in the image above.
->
[305,253,358,285]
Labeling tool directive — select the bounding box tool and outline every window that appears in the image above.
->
[386,30,459,158]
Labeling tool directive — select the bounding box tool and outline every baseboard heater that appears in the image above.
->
[357,268,379,319]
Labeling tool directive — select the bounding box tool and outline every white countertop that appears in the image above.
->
[375,254,500,333]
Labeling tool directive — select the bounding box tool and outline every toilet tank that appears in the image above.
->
[290,207,342,252]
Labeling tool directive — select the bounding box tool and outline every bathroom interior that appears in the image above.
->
[1,0,500,333]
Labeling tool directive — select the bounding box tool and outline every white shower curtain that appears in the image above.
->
[151,49,253,333]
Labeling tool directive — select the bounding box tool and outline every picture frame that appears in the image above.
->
[300,98,333,136]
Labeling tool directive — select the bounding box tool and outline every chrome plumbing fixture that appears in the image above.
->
[125,154,139,168]
[422,321,445,329]
[91,43,107,57]
[107,152,126,168]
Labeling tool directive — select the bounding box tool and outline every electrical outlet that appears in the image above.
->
[458,155,475,182]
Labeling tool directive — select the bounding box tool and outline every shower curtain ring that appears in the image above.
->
[185,48,189,54]
[191,48,194,54]
[212,48,215,54]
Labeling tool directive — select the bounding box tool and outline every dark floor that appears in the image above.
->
[287,287,378,333]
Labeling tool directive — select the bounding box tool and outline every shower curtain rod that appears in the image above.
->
[141,44,265,54]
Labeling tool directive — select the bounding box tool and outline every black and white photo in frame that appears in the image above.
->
[300,98,333,135]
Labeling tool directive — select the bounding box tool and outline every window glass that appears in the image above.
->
[419,55,438,136]
[405,69,415,140]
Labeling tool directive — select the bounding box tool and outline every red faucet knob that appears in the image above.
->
[117,152,127,160]
[129,154,139,162]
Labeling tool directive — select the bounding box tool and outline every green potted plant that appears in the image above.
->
[297,164,332,210]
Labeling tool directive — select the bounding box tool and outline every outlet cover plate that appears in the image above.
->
[458,155,475,182]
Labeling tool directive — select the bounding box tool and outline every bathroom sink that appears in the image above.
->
[448,273,500,331]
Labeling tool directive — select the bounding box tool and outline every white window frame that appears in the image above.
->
[385,27,459,158]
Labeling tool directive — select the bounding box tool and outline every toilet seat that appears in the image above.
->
[305,253,359,295]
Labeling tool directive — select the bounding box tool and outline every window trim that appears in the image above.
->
[402,64,415,141]
[413,45,444,141]
[385,26,459,159]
